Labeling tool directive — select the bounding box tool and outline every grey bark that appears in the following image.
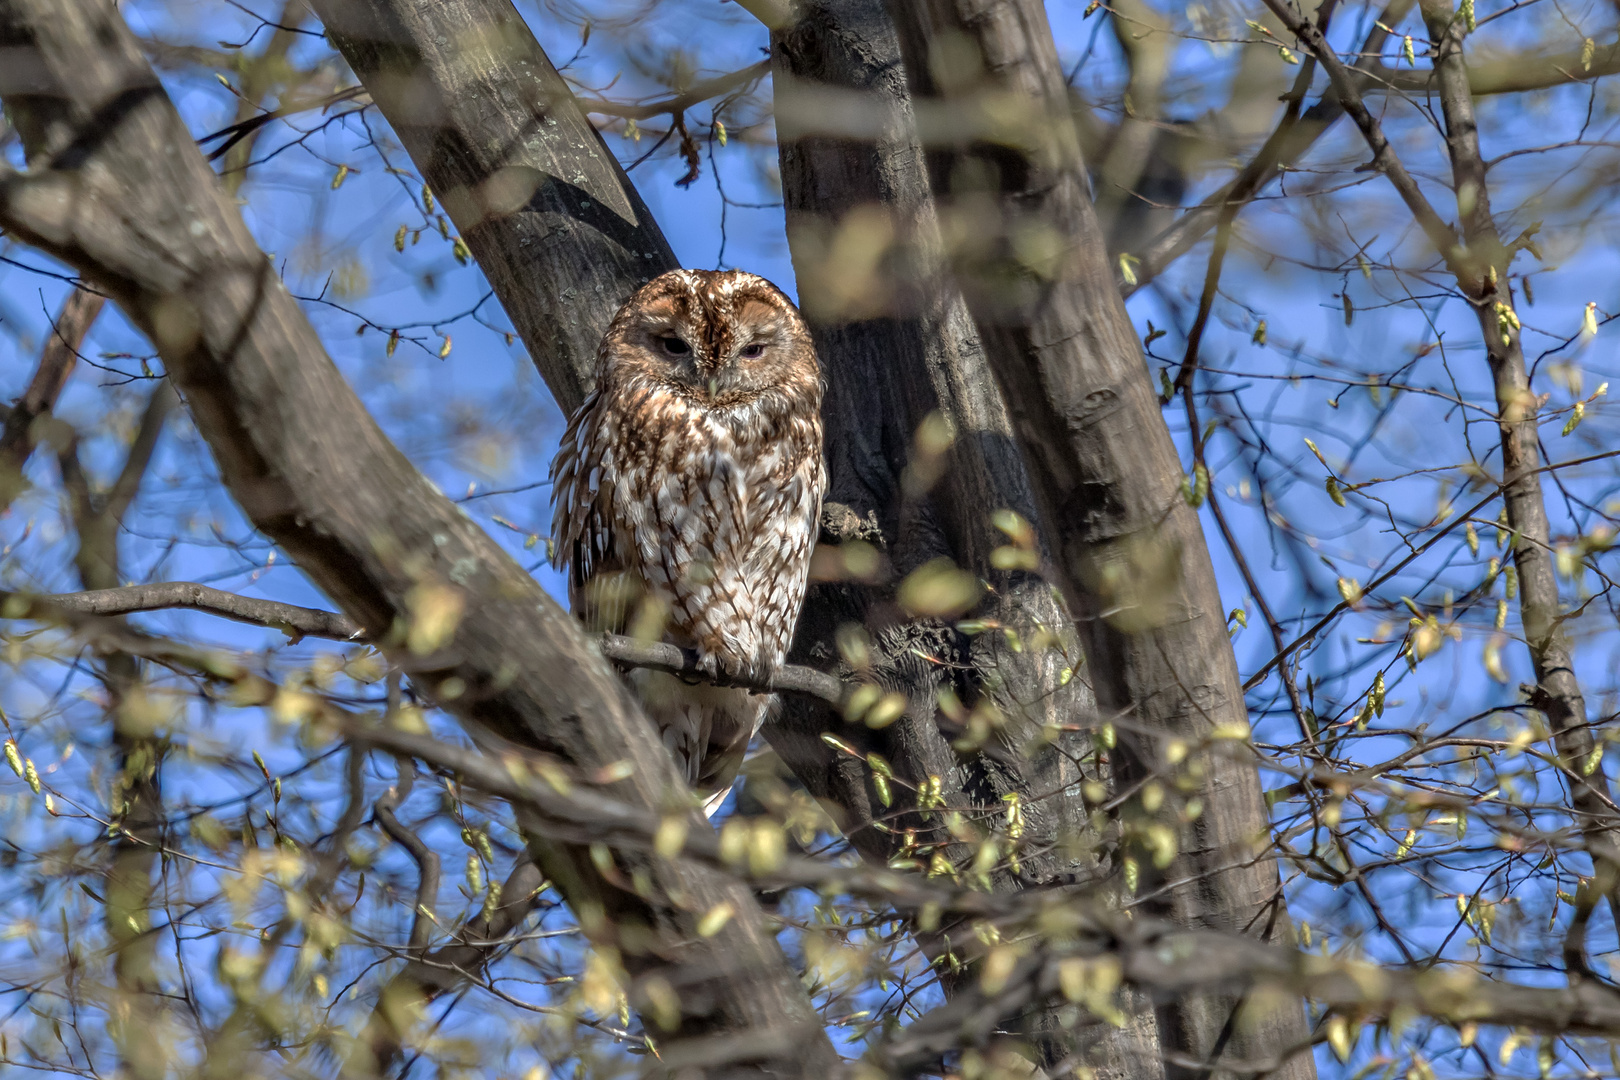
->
[0,2,837,1075]
[877,1,1315,1076]
[770,0,1163,1072]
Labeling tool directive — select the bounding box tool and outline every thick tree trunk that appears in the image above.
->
[0,3,836,1074]
[771,0,1162,1071]
[877,2,1314,1075]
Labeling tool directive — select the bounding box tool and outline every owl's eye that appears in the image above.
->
[739,342,766,359]
[658,335,691,356]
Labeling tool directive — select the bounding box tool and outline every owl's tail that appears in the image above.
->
[634,670,776,817]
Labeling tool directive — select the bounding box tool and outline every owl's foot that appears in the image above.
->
[683,648,722,684]
[690,647,775,692]
[719,654,778,693]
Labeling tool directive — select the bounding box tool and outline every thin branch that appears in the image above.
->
[1374,36,1620,98]
[598,635,846,706]
[1243,447,1620,690]
[374,772,441,952]
[1122,0,1414,296]
[578,59,771,121]
[41,581,366,640]
[362,859,548,1068]
[352,719,1620,1042]
[104,381,177,528]
[0,286,103,510]
[198,85,367,162]
[22,583,849,704]
[1261,0,1462,274]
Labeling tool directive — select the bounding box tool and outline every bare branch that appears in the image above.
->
[24,582,847,702]
[40,581,366,640]
[1122,0,1415,296]
[1261,0,1462,275]
[599,635,845,706]
[1376,35,1620,97]
[373,772,441,951]
[579,59,771,121]
[355,718,1620,1043]
[0,284,102,509]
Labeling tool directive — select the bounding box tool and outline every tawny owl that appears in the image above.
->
[550,269,826,813]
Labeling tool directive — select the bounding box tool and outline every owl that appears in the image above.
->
[550,269,826,813]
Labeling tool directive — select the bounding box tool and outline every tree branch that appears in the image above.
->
[1262,0,1462,276]
[25,582,848,703]
[39,581,367,639]
[373,771,441,952]
[1375,35,1620,98]
[578,59,771,121]
[353,717,1620,1044]
[0,284,102,510]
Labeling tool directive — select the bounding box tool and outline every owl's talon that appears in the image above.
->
[688,649,722,683]
[716,654,776,690]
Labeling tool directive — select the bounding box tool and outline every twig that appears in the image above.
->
[374,770,440,951]
[1261,0,1462,275]
[0,286,103,510]
[350,719,1620,1042]
[197,85,367,162]
[578,59,771,121]
[40,581,366,641]
[1122,0,1414,297]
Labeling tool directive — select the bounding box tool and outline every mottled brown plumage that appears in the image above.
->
[550,269,826,812]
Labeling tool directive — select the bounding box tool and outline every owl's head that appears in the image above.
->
[597,269,818,405]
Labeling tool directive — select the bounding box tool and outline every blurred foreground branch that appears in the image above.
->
[0,284,102,509]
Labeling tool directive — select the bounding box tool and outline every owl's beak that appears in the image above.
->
[707,377,719,399]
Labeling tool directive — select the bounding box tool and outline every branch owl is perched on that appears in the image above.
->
[550,269,826,813]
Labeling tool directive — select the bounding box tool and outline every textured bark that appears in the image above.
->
[878,2,1314,1076]
[0,3,836,1074]
[771,0,1163,1071]
[309,0,678,415]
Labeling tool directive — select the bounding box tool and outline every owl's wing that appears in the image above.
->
[550,389,634,631]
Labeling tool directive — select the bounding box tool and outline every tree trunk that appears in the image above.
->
[770,0,1163,1071]
[0,3,836,1074]
[877,2,1314,1075]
